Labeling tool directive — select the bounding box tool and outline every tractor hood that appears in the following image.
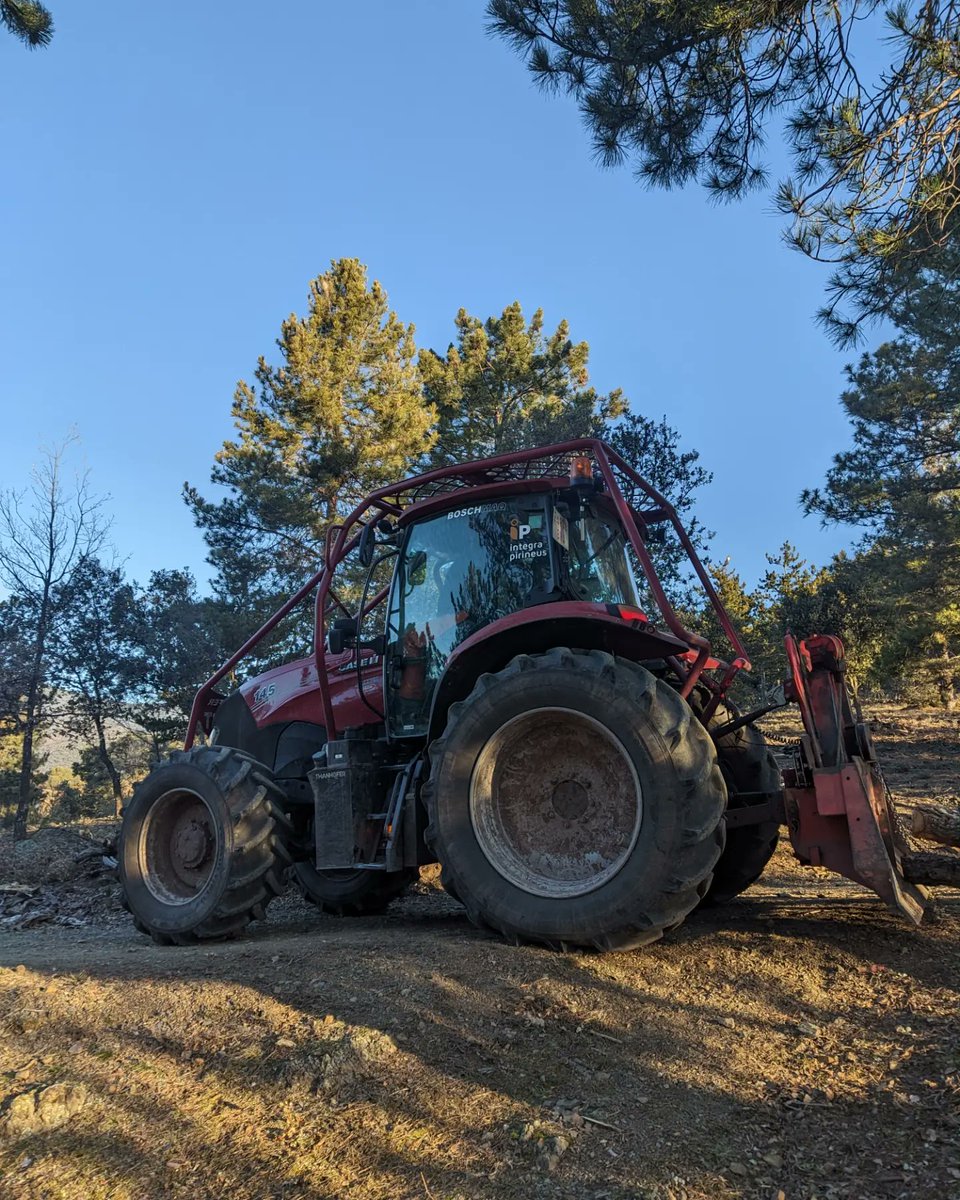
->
[238,650,383,733]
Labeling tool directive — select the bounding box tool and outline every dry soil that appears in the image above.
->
[0,703,958,1200]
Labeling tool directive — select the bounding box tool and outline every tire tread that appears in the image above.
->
[120,745,291,945]
[424,648,726,951]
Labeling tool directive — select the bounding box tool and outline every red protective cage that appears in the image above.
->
[185,438,751,746]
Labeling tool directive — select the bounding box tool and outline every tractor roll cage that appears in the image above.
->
[185,438,750,747]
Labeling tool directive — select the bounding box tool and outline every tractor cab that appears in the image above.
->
[382,485,640,737]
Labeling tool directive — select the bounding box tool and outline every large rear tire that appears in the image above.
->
[119,746,292,944]
[292,863,418,915]
[701,702,781,904]
[423,649,726,951]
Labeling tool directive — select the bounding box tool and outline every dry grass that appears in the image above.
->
[0,703,958,1200]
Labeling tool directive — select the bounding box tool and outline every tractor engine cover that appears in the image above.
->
[309,739,384,869]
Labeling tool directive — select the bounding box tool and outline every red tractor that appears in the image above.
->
[119,440,953,949]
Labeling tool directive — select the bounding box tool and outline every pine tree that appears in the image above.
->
[129,569,233,754]
[1,1,53,48]
[0,599,35,828]
[751,543,835,686]
[49,558,140,814]
[488,2,960,341]
[803,251,960,542]
[421,302,624,463]
[804,239,960,703]
[185,259,436,611]
[606,412,713,608]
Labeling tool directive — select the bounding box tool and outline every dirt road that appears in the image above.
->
[0,705,958,1200]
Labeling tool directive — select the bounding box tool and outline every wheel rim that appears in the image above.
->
[469,707,642,898]
[139,788,220,905]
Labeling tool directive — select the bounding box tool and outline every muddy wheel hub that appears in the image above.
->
[173,819,213,871]
[469,707,642,898]
[140,789,219,905]
[551,779,589,820]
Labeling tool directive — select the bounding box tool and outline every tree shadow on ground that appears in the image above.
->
[1,876,958,1200]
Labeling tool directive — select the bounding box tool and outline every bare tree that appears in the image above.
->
[0,439,107,839]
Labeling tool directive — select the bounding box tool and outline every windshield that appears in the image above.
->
[384,494,642,736]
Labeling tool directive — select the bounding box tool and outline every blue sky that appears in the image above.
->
[2,1,868,591]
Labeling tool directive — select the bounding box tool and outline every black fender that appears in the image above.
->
[426,605,690,742]
[212,692,325,785]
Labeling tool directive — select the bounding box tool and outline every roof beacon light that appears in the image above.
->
[569,455,594,486]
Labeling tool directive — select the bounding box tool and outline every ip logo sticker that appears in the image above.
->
[508,512,548,562]
[509,512,543,540]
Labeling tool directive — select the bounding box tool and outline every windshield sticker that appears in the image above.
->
[552,509,569,550]
[509,513,548,562]
[509,512,543,539]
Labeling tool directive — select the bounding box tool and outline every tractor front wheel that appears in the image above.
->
[423,649,726,951]
[119,746,292,944]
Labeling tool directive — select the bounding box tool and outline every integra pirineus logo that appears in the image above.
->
[509,512,543,540]
[508,513,547,562]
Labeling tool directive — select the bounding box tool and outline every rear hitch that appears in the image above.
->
[782,634,929,925]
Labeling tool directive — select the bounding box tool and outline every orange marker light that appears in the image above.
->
[569,455,593,483]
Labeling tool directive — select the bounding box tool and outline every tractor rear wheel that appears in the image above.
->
[701,702,781,905]
[291,863,418,916]
[423,649,726,950]
[119,746,292,944]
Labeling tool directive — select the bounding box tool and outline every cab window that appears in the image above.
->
[385,499,550,736]
[563,504,639,606]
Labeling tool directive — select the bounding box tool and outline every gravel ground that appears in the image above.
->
[0,704,957,1200]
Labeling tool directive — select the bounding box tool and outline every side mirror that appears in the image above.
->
[358,523,376,568]
[327,617,358,655]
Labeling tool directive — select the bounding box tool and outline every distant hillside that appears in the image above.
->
[34,693,151,773]
[37,718,147,773]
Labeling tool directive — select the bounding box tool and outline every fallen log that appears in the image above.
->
[903,850,960,888]
[910,803,960,849]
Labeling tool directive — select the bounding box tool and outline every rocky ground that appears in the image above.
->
[0,703,957,1200]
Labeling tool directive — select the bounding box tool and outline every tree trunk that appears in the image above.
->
[94,717,123,816]
[910,803,960,849]
[936,639,955,712]
[14,595,49,842]
[13,711,35,842]
[903,850,960,888]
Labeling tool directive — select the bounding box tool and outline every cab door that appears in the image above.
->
[384,497,553,737]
